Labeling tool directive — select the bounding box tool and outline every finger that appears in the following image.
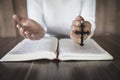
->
[13,14,28,27]
[70,28,88,42]
[70,33,81,44]
[75,16,84,21]
[30,34,40,40]
[19,27,26,33]
[30,34,36,40]
[24,30,35,40]
[13,14,31,29]
[20,23,34,39]
[16,24,25,38]
[22,22,29,28]
[83,21,91,34]
[83,34,88,40]
[24,31,31,39]
[12,14,22,24]
[70,31,80,38]
[19,28,26,38]
[32,34,41,40]
[72,20,81,27]
[71,25,81,32]
[16,24,22,29]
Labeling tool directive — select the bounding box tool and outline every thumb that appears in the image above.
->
[12,14,22,24]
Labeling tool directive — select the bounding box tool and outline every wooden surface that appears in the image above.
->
[0,36,120,80]
[95,0,117,35]
[0,0,16,37]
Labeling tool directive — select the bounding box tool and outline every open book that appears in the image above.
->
[0,37,113,61]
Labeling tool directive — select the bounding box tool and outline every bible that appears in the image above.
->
[0,37,113,62]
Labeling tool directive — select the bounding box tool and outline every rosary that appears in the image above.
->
[75,21,90,46]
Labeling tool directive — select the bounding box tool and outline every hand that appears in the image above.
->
[70,16,91,44]
[12,14,45,40]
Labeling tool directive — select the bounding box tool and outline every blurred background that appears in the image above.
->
[0,0,120,38]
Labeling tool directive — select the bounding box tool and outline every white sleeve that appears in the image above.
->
[27,0,47,32]
[81,0,96,39]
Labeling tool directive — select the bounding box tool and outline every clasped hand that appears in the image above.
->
[70,16,91,44]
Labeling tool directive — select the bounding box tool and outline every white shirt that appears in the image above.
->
[27,0,96,39]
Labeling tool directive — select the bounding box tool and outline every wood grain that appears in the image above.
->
[0,36,120,80]
[0,0,16,37]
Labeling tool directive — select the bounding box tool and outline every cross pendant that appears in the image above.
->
[75,22,90,46]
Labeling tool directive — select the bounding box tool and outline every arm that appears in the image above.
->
[70,0,96,44]
[81,0,96,39]
[27,0,47,32]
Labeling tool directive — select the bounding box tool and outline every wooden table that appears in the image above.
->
[0,35,120,80]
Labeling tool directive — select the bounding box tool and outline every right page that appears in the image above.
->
[59,39,113,60]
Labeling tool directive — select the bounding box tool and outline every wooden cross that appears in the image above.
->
[75,22,90,46]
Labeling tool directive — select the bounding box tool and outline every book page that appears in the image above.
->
[59,39,113,60]
[0,37,58,61]
[10,37,57,54]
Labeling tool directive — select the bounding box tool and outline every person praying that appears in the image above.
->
[12,0,96,44]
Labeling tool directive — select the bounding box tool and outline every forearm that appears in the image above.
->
[81,0,96,39]
[27,0,47,32]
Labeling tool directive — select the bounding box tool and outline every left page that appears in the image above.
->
[0,37,58,62]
